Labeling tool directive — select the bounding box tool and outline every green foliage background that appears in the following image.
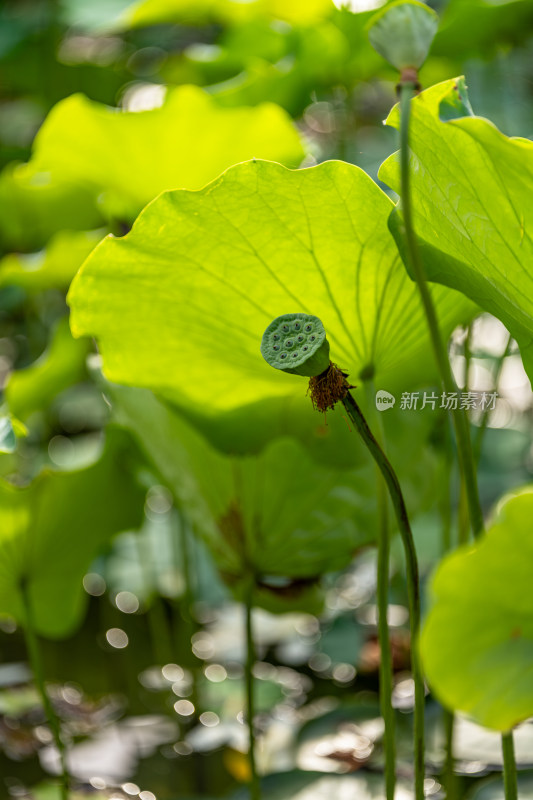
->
[0,0,532,797]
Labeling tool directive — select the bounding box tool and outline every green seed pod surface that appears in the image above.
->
[367,0,439,71]
[260,313,330,378]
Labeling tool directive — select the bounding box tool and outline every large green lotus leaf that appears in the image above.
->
[107,381,375,583]
[379,78,533,385]
[68,159,476,455]
[5,317,90,421]
[0,429,145,638]
[28,87,304,221]
[0,163,102,251]
[113,0,333,29]
[420,487,533,731]
[0,229,103,292]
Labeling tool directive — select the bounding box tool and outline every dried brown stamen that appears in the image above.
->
[307,362,355,413]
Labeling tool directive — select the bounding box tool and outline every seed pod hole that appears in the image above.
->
[260,313,330,377]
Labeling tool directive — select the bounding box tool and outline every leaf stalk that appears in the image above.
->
[398,81,484,540]
[502,731,518,800]
[399,80,519,800]
[366,382,396,800]
[244,578,261,800]
[21,580,69,800]
[341,390,424,800]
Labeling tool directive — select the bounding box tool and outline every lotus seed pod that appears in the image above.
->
[367,0,439,72]
[260,313,330,378]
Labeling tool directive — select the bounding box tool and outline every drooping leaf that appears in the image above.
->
[0,429,145,638]
[420,486,533,731]
[68,159,476,454]
[106,379,454,612]
[107,381,375,586]
[5,317,90,421]
[0,229,103,292]
[379,77,533,385]
[29,87,304,220]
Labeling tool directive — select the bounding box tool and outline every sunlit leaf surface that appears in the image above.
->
[420,487,533,731]
[29,87,304,219]
[379,77,533,384]
[0,430,144,638]
[68,159,475,451]
[113,0,334,29]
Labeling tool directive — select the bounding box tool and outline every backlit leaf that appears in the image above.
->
[420,487,533,731]
[68,159,476,453]
[379,77,533,385]
[113,0,334,29]
[108,382,375,585]
[29,87,305,220]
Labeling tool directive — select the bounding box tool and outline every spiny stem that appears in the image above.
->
[175,511,202,729]
[376,475,396,800]
[443,708,457,800]
[399,82,484,541]
[439,416,454,555]
[244,578,260,800]
[502,731,518,800]
[133,531,173,666]
[438,417,456,798]
[21,581,69,800]
[178,509,196,626]
[341,391,424,800]
[399,82,519,800]
[473,332,513,462]
[457,327,473,546]
[366,383,396,800]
